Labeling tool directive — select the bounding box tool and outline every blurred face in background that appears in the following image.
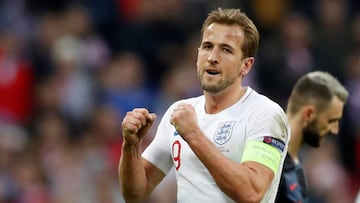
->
[303,96,345,147]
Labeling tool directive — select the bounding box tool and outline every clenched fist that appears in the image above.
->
[121,108,157,146]
[170,103,200,141]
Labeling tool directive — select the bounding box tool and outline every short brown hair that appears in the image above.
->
[287,71,349,114]
[201,8,259,58]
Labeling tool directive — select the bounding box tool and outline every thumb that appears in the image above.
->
[138,113,157,138]
[147,113,157,124]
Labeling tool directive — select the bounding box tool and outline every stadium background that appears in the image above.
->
[0,0,359,202]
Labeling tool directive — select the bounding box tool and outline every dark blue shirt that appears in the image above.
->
[276,153,308,203]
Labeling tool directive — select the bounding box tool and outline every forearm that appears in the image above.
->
[119,142,148,203]
[185,131,268,203]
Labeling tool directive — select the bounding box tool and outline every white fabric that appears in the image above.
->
[142,87,290,203]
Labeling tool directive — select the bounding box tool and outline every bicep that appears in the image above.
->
[143,158,166,195]
[239,140,283,197]
[242,161,274,193]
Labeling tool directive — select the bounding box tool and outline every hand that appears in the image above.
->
[170,103,199,140]
[121,108,157,146]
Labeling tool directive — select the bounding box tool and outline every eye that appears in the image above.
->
[221,45,233,53]
[328,118,339,124]
[202,44,212,50]
[223,48,231,53]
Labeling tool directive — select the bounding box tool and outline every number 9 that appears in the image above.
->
[172,140,181,170]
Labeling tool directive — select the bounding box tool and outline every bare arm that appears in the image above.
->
[118,108,165,203]
[184,132,273,203]
[171,104,274,203]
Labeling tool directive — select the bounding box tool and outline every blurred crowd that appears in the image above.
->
[0,0,359,202]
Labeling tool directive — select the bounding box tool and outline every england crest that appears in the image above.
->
[214,121,236,145]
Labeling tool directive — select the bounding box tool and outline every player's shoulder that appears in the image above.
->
[162,95,204,116]
[170,95,204,107]
[248,88,285,113]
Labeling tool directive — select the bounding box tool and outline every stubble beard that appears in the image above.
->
[199,73,236,94]
[302,120,321,148]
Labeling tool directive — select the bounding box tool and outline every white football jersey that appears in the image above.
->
[142,87,290,203]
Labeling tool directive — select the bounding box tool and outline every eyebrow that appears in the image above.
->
[201,41,235,49]
[220,43,234,50]
[201,41,212,46]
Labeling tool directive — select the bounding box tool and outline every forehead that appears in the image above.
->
[318,96,344,119]
[202,23,244,46]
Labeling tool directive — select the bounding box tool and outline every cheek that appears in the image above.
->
[196,57,202,71]
[196,53,205,66]
[318,121,331,134]
[233,63,244,76]
[196,65,201,76]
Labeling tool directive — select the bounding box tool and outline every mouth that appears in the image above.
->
[205,69,220,75]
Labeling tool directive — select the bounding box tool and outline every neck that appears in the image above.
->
[287,114,304,160]
[204,86,246,114]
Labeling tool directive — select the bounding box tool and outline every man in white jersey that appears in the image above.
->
[119,8,290,203]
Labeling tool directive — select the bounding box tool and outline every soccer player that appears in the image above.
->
[275,71,349,202]
[119,8,290,203]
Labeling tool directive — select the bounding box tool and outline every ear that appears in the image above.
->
[302,105,316,126]
[240,57,254,75]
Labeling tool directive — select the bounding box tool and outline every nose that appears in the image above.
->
[329,122,339,136]
[207,48,219,64]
